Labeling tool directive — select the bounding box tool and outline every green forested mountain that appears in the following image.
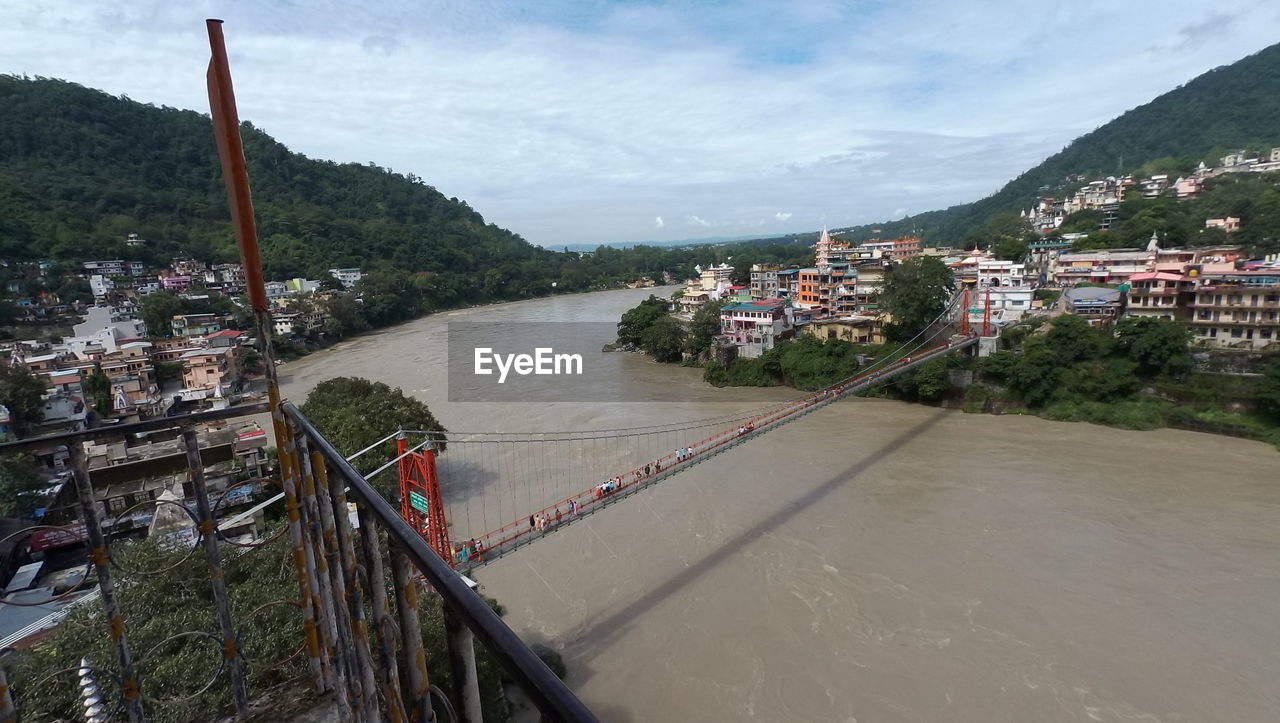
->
[783,42,1280,248]
[0,75,808,310]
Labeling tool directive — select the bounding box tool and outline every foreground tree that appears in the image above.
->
[641,315,687,363]
[1260,354,1280,422]
[880,257,955,342]
[138,291,184,338]
[1113,316,1192,378]
[684,298,725,357]
[616,295,668,347]
[0,364,49,435]
[299,377,448,479]
[0,454,44,518]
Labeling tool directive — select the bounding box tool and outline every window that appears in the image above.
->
[1231,328,1242,338]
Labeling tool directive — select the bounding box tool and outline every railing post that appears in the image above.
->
[278,413,326,692]
[182,430,250,720]
[390,545,433,722]
[295,434,351,717]
[442,604,483,723]
[324,458,383,723]
[68,442,145,722]
[0,668,15,723]
[356,506,408,723]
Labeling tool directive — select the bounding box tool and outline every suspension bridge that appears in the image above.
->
[373,291,983,574]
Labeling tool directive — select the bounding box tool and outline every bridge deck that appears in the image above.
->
[453,335,977,573]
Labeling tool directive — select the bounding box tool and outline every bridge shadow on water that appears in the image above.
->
[561,409,950,680]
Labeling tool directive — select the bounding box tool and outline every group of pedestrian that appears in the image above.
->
[454,538,483,564]
[736,421,755,436]
[529,512,551,532]
[675,446,696,462]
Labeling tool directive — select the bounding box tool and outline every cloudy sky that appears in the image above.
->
[2,1,1279,246]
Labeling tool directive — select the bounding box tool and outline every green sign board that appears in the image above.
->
[408,491,428,514]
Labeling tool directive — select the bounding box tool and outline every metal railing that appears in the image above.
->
[0,405,595,722]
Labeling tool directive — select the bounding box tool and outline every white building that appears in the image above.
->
[696,264,734,292]
[83,260,126,275]
[328,268,364,289]
[89,274,115,300]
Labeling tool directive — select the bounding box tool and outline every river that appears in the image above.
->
[279,287,1280,722]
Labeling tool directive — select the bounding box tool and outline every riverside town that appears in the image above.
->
[0,5,1278,723]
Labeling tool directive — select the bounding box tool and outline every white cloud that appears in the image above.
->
[653,216,664,228]
[0,2,1277,245]
[893,208,908,219]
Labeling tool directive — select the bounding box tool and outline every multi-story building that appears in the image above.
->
[1205,217,1241,233]
[890,236,922,260]
[804,315,885,345]
[162,274,193,292]
[202,264,246,295]
[719,299,792,358]
[172,259,207,276]
[1126,272,1197,322]
[852,264,885,313]
[696,264,734,293]
[796,266,857,315]
[83,260,127,275]
[328,268,364,289]
[180,346,241,392]
[950,250,1031,288]
[1187,269,1280,349]
[1063,287,1123,324]
[775,269,800,300]
[1052,249,1151,286]
[89,274,115,300]
[749,264,781,300]
[171,313,222,338]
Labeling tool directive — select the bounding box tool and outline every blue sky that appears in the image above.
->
[2,1,1279,246]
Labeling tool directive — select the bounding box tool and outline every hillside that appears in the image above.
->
[773,42,1280,248]
[0,75,570,289]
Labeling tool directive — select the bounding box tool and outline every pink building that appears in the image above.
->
[162,275,193,291]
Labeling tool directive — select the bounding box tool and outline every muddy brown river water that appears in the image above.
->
[279,287,1280,722]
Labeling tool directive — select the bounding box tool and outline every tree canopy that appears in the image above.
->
[298,377,448,480]
[0,363,48,435]
[880,256,955,342]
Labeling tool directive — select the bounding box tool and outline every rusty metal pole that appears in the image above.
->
[183,430,250,719]
[69,444,145,722]
[205,18,325,695]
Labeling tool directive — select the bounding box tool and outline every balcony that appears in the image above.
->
[0,404,593,722]
[1190,316,1280,326]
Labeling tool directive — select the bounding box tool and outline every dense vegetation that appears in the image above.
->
[703,336,866,390]
[0,75,809,311]
[969,315,1280,447]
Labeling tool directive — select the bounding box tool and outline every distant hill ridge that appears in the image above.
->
[774,42,1280,248]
